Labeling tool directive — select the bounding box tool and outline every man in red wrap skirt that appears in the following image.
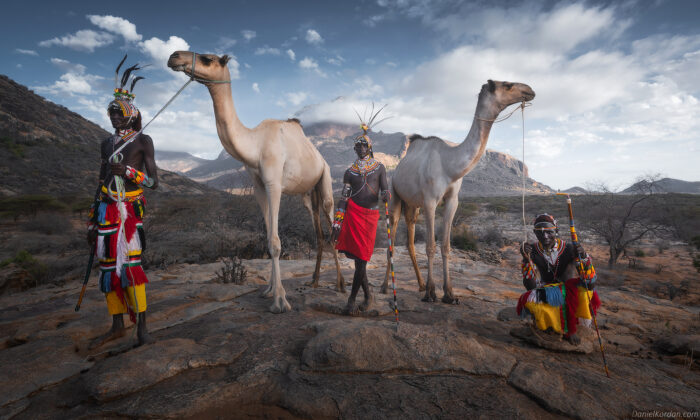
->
[331,130,389,315]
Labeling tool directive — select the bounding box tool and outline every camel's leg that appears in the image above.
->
[421,201,438,303]
[381,193,401,294]
[404,205,426,292]
[318,164,345,292]
[251,181,273,297]
[303,191,324,288]
[265,182,291,313]
[440,186,459,304]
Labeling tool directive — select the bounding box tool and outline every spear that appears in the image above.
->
[384,201,399,331]
[556,192,610,378]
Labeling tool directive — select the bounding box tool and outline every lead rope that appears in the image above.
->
[521,103,528,245]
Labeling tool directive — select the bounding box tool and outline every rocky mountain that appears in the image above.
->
[623,177,700,194]
[173,121,553,196]
[155,150,208,174]
[0,75,220,198]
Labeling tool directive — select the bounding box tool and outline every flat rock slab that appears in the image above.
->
[0,336,93,407]
[508,362,613,419]
[301,319,516,376]
[83,337,247,401]
[510,325,595,354]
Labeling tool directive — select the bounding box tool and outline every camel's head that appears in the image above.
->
[480,80,535,109]
[167,51,231,84]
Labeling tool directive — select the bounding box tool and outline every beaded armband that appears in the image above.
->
[125,165,154,188]
[522,259,536,282]
[332,208,345,230]
[578,254,597,288]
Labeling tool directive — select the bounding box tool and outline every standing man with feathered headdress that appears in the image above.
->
[331,108,390,315]
[86,55,158,349]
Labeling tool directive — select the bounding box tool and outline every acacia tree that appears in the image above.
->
[578,176,665,267]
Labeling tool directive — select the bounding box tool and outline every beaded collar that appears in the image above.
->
[349,156,380,176]
[536,238,565,273]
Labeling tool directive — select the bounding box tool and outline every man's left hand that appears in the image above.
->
[111,163,126,177]
[381,190,391,203]
[575,243,586,257]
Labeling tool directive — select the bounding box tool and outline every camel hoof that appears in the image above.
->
[305,280,320,288]
[269,297,292,314]
[380,285,389,294]
[422,289,437,303]
[441,295,459,305]
[336,283,347,293]
[259,285,274,298]
[418,285,426,292]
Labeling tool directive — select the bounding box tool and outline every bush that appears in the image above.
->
[451,224,478,251]
[479,226,507,248]
[634,249,645,257]
[693,254,700,273]
[215,256,247,284]
[21,212,74,235]
[1,250,48,287]
[1,136,25,158]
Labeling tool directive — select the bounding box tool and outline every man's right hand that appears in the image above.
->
[87,229,97,247]
[520,242,533,259]
[330,226,340,243]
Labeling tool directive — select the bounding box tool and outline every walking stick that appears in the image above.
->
[556,193,610,378]
[384,202,399,332]
[75,249,95,312]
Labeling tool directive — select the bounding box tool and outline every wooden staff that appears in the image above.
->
[557,192,610,378]
[384,202,399,331]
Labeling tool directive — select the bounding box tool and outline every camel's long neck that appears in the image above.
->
[445,96,499,181]
[207,83,257,168]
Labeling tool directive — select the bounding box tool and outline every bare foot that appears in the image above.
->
[88,327,125,350]
[565,334,581,345]
[358,294,373,312]
[342,299,360,316]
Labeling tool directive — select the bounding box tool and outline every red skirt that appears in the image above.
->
[335,199,379,261]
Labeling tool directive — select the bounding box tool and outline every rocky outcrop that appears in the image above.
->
[0,243,697,418]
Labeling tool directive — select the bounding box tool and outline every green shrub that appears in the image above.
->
[691,236,700,250]
[1,250,48,286]
[634,249,645,257]
[693,254,700,273]
[0,136,25,158]
[451,224,478,251]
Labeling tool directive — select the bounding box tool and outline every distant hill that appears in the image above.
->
[155,150,208,174]
[622,178,700,194]
[170,121,553,197]
[0,75,221,198]
[562,186,588,194]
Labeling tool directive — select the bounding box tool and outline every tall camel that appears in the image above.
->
[381,80,535,303]
[167,51,345,313]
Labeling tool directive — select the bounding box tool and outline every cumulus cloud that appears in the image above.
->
[218,36,237,49]
[39,30,114,52]
[305,29,323,45]
[286,49,296,61]
[299,57,326,77]
[33,60,104,96]
[87,15,142,42]
[255,46,281,56]
[286,91,309,106]
[139,36,190,68]
[241,30,256,41]
[15,48,38,56]
[50,57,86,74]
[327,55,344,66]
[252,82,260,93]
